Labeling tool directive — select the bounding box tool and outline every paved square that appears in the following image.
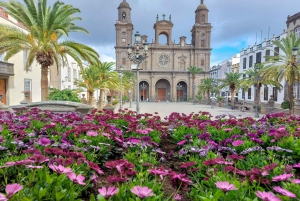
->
[121,102,261,119]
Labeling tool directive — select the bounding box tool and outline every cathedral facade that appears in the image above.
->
[115,0,212,102]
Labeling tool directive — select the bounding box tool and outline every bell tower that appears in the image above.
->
[115,0,133,70]
[191,0,212,71]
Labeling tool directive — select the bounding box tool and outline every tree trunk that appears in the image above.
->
[258,86,261,105]
[207,91,210,104]
[231,90,235,106]
[99,89,105,110]
[41,65,49,101]
[88,91,94,106]
[289,83,294,115]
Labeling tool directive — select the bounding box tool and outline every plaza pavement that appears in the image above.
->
[121,101,263,120]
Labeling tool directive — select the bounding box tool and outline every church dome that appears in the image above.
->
[197,4,208,10]
[118,0,130,8]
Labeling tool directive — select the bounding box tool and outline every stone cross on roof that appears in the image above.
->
[162,14,166,20]
[201,0,204,4]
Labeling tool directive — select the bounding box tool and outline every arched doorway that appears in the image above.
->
[176,81,188,102]
[139,81,149,102]
[155,79,171,101]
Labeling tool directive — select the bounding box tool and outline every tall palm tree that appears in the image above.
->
[218,72,242,105]
[74,66,99,106]
[0,0,99,101]
[188,66,203,81]
[241,63,282,105]
[198,77,214,104]
[263,33,300,114]
[95,62,119,110]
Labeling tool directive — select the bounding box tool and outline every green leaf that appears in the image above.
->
[56,190,67,201]
[213,189,224,200]
[96,194,105,201]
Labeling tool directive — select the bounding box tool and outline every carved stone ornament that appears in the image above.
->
[157,54,170,67]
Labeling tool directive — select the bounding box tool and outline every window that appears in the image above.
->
[249,56,253,67]
[243,58,246,69]
[274,47,279,57]
[201,40,205,47]
[201,59,204,66]
[201,14,205,22]
[23,50,32,71]
[256,52,261,63]
[272,87,278,101]
[264,86,268,101]
[265,50,270,61]
[243,74,246,79]
[68,67,71,81]
[295,27,300,38]
[248,88,251,99]
[122,58,126,65]
[73,69,77,79]
[122,12,126,19]
[24,79,32,101]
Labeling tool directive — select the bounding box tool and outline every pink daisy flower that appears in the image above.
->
[130,186,154,198]
[215,181,237,192]
[255,191,280,201]
[272,173,293,182]
[67,172,86,186]
[98,186,118,198]
[232,140,244,146]
[273,186,296,198]
[87,131,98,137]
[291,179,300,184]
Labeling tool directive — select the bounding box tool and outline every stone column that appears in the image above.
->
[172,73,176,101]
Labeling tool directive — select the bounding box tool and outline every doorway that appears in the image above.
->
[0,79,6,104]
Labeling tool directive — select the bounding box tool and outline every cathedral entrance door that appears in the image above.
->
[157,88,166,101]
[0,79,6,104]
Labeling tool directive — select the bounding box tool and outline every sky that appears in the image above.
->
[16,0,300,66]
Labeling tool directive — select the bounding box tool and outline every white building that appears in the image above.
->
[0,8,41,106]
[238,30,287,105]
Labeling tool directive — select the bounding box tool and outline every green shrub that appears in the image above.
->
[281,100,290,109]
[48,88,80,102]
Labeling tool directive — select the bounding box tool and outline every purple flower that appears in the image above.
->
[87,131,98,137]
[67,172,86,185]
[49,164,72,174]
[130,186,154,198]
[272,173,293,182]
[273,186,296,198]
[232,140,244,147]
[38,137,51,146]
[177,140,187,146]
[215,181,237,192]
[255,191,280,201]
[0,183,23,200]
[98,186,118,198]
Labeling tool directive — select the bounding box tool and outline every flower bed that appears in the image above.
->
[0,108,300,200]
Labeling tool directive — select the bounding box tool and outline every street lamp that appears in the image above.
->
[211,80,215,109]
[193,83,196,105]
[292,46,299,112]
[127,31,149,115]
[254,63,260,118]
[119,65,123,110]
[177,83,182,102]
[140,82,147,102]
[129,78,133,108]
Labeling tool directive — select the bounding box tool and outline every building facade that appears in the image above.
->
[239,30,287,104]
[115,0,212,102]
[0,8,41,106]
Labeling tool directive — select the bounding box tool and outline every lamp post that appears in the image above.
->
[140,82,147,102]
[254,63,260,118]
[129,78,133,108]
[119,65,123,110]
[211,80,215,109]
[177,83,182,102]
[127,31,149,115]
[193,83,196,105]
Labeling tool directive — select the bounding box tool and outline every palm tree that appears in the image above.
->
[0,0,100,101]
[241,63,282,105]
[218,72,242,106]
[198,77,214,104]
[263,33,300,114]
[95,62,119,110]
[188,66,203,81]
[74,66,100,106]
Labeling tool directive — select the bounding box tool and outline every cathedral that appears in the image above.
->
[115,0,212,102]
